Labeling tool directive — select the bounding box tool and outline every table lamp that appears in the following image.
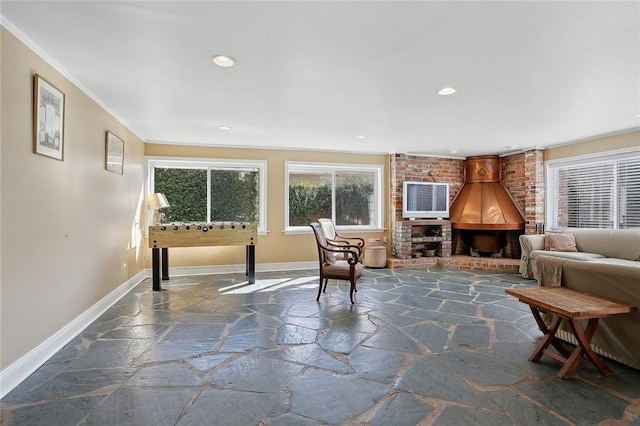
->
[148,193,170,225]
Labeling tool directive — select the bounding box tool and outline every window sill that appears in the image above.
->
[284,227,386,235]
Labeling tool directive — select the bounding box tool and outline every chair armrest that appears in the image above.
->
[333,233,365,247]
[326,240,362,260]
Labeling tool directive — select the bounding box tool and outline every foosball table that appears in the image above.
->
[148,222,257,291]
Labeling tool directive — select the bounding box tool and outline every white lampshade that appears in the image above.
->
[148,193,170,210]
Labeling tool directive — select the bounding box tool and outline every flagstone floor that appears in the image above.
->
[2,268,639,425]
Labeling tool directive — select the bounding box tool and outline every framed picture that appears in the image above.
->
[105,131,125,174]
[33,74,65,160]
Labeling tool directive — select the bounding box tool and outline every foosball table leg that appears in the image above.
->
[152,248,161,291]
[161,248,169,281]
[247,245,256,284]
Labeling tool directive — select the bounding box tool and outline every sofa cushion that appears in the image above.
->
[571,229,640,261]
[545,232,578,252]
[530,250,605,262]
[585,258,640,269]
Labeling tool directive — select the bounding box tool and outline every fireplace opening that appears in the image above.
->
[452,229,522,259]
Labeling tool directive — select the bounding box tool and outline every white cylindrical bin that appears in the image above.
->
[364,246,387,268]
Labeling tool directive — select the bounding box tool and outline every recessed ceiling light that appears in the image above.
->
[217,125,232,131]
[438,87,456,96]
[212,55,236,68]
[356,135,367,140]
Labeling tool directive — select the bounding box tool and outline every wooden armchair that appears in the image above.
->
[310,222,363,304]
[317,218,365,262]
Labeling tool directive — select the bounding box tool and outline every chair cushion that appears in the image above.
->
[323,261,363,279]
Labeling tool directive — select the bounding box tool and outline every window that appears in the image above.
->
[285,162,383,232]
[546,148,640,230]
[148,158,267,234]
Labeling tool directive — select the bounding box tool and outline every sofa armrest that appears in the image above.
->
[519,234,545,278]
[520,234,545,255]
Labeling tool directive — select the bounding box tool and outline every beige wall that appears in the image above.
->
[144,144,390,267]
[545,130,640,160]
[1,28,146,370]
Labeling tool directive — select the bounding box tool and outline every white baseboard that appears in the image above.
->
[145,261,317,278]
[0,270,146,399]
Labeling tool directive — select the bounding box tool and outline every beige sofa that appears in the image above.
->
[519,229,640,370]
[519,229,640,279]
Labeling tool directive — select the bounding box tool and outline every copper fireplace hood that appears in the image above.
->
[449,155,524,230]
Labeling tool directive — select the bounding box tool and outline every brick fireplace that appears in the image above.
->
[388,150,545,271]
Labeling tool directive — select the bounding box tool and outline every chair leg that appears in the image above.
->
[350,280,356,304]
[323,278,328,293]
[316,277,323,301]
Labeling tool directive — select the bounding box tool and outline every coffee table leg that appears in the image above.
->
[560,318,613,377]
[529,312,562,363]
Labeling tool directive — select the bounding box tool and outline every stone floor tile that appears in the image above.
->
[100,324,169,340]
[450,324,491,349]
[7,396,104,426]
[348,346,405,383]
[83,387,192,426]
[282,315,330,330]
[481,303,529,321]
[218,328,277,352]
[516,378,630,424]
[210,355,303,392]
[362,327,420,354]
[487,389,571,425]
[494,320,537,343]
[264,343,352,373]
[184,354,232,372]
[162,323,226,341]
[394,294,443,309]
[431,351,530,386]
[276,324,317,344]
[404,322,450,353]
[318,329,369,354]
[68,339,154,369]
[5,367,134,403]
[230,312,282,330]
[368,392,434,426]
[268,413,318,425]
[432,405,512,426]
[395,358,497,409]
[137,341,216,363]
[127,363,204,387]
[289,368,389,424]
[177,390,281,425]
[439,299,479,316]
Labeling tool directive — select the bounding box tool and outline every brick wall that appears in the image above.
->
[390,154,463,257]
[524,149,545,234]
[501,152,526,216]
[390,154,464,222]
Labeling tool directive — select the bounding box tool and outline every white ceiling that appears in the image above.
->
[2,1,639,157]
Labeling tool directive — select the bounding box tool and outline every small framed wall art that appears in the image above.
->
[105,131,125,174]
[33,74,65,160]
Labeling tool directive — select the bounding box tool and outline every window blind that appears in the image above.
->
[547,150,640,230]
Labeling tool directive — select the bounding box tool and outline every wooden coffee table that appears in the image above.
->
[505,286,637,379]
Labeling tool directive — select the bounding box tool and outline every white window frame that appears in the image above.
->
[147,157,267,235]
[285,161,384,234]
[545,147,640,230]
